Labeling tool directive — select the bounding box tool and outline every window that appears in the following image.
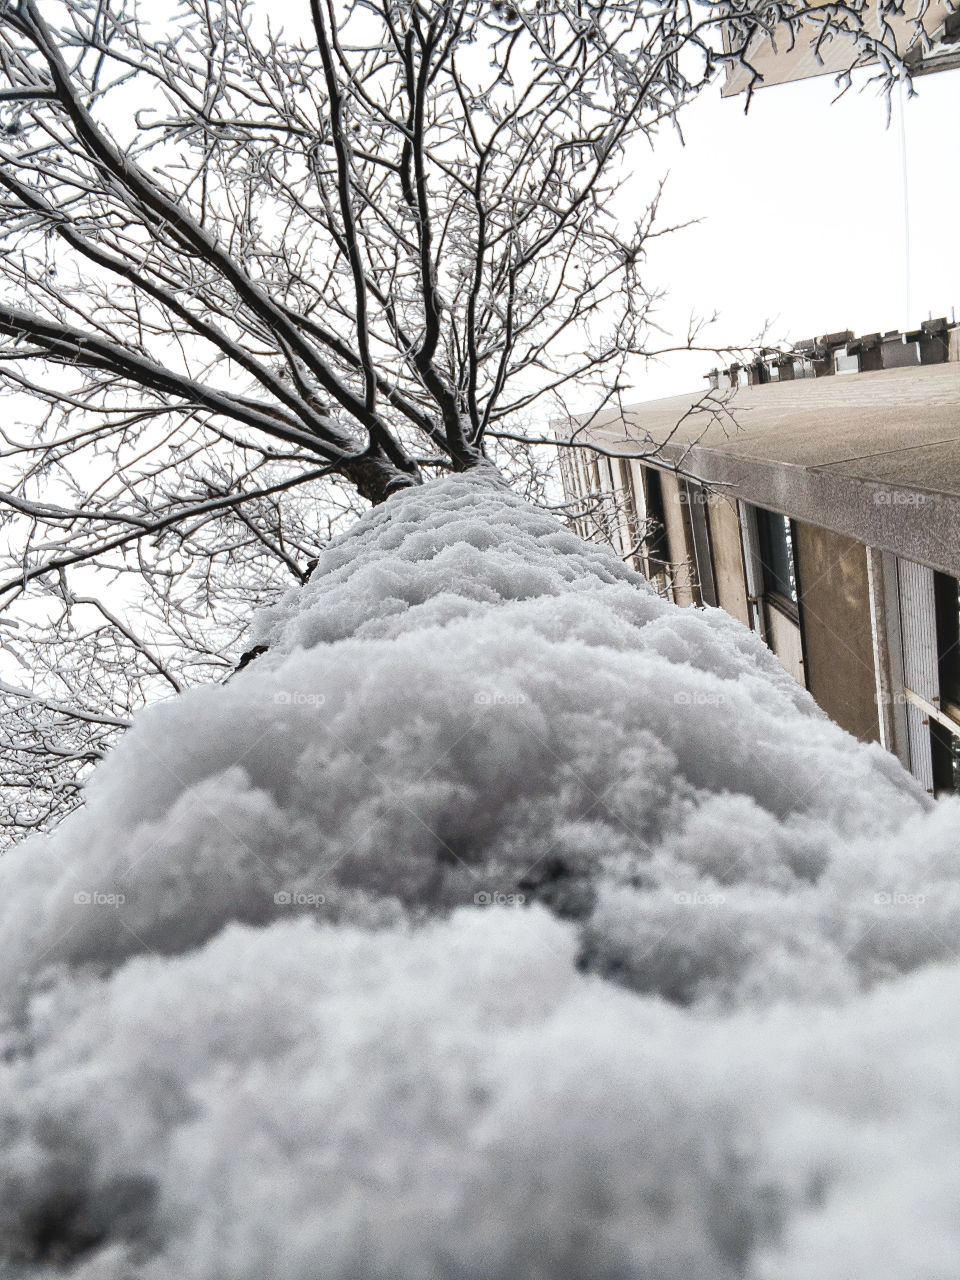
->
[740,504,805,687]
[897,560,960,797]
[643,468,670,573]
[684,481,717,608]
[934,571,960,713]
[756,508,798,613]
[933,571,960,795]
[931,720,960,795]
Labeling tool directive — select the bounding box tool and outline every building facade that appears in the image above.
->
[559,321,960,795]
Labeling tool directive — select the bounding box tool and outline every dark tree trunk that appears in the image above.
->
[339,444,495,506]
[338,451,422,506]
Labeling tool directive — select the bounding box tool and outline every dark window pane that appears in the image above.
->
[934,571,960,710]
[931,718,960,796]
[644,468,669,569]
[756,508,798,605]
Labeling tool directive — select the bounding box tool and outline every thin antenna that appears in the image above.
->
[897,79,911,331]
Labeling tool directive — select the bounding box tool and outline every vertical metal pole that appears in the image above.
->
[897,79,912,330]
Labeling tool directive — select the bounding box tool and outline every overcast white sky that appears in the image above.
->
[616,64,960,402]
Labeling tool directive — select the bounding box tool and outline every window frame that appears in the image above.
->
[755,507,800,622]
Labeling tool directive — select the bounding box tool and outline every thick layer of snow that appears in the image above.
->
[1,473,958,1277]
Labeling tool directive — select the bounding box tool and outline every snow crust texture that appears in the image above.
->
[1,473,959,1279]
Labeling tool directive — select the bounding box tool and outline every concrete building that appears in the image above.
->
[721,0,960,97]
[559,320,960,795]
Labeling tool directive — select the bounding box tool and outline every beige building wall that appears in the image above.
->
[793,522,881,743]
[582,459,883,747]
[706,495,750,626]
[658,470,697,607]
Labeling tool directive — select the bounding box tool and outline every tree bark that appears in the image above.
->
[338,451,422,506]
[339,445,497,506]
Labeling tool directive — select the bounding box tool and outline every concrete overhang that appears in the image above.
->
[578,362,960,579]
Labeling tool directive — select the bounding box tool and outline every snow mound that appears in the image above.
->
[1,472,958,1277]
